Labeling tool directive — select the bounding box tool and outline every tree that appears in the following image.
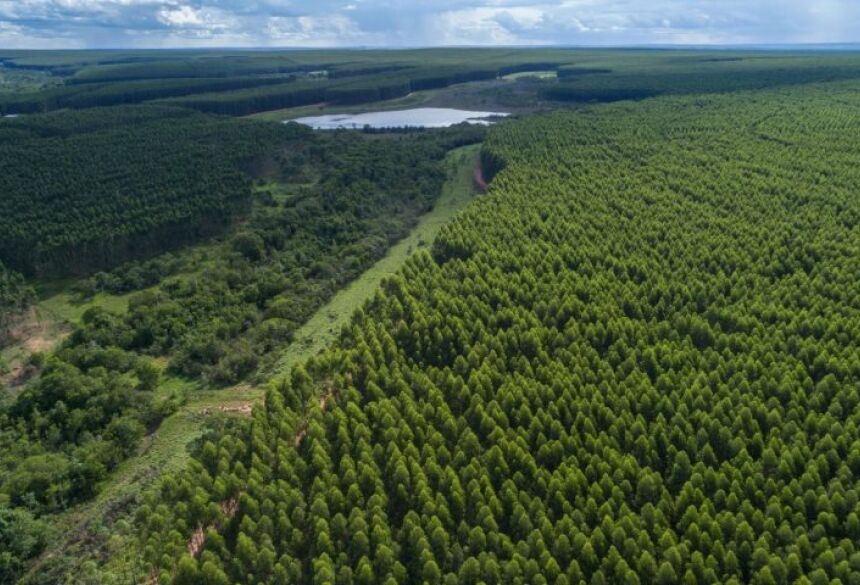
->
[656,561,677,585]
[0,506,49,584]
[173,555,200,585]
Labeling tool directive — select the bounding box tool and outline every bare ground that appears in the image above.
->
[1,308,68,388]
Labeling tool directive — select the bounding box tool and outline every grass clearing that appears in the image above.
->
[245,76,554,123]
[37,287,136,324]
[0,67,60,93]
[2,283,143,393]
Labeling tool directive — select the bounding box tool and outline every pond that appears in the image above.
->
[291,107,509,130]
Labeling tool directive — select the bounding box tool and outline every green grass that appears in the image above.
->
[2,287,139,393]
[245,76,554,123]
[275,143,481,375]
[37,287,136,324]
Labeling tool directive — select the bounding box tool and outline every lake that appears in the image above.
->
[291,107,509,130]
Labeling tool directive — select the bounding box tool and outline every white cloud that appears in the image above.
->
[157,5,204,26]
[266,14,363,44]
[432,7,538,44]
[0,0,859,47]
[155,4,238,36]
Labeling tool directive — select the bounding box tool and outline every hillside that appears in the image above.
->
[139,80,860,584]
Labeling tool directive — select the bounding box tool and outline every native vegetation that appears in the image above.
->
[0,263,34,329]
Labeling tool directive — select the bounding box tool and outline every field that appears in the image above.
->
[3,47,860,585]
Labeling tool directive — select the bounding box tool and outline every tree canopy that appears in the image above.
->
[140,80,860,585]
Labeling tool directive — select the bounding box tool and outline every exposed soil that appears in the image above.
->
[218,403,254,416]
[1,308,67,388]
[473,164,489,193]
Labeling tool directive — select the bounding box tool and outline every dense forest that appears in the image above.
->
[0,263,34,327]
[137,80,860,584]
[9,49,860,119]
[0,264,34,379]
[543,55,860,103]
[0,106,297,277]
[0,52,564,116]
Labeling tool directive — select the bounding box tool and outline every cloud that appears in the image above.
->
[0,0,858,48]
[157,6,206,26]
[266,14,365,45]
[155,4,238,37]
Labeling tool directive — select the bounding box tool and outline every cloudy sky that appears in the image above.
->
[0,0,858,49]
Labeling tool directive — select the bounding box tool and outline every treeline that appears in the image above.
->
[545,57,860,103]
[139,81,860,585]
[555,66,612,79]
[160,67,503,116]
[0,76,291,114]
[66,58,305,84]
[0,261,34,330]
[0,505,49,584]
[0,58,567,116]
[0,125,483,518]
[1,336,168,511]
[160,80,331,116]
[0,105,300,277]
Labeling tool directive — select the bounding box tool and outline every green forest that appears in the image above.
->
[0,106,280,277]
[0,120,482,513]
[0,264,33,323]
[138,81,860,584]
[3,47,860,584]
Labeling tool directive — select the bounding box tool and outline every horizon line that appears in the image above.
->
[3,42,860,52]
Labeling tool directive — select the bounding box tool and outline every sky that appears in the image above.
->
[0,0,858,49]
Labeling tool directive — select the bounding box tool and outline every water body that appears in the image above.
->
[292,107,509,130]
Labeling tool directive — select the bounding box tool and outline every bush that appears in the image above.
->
[0,506,49,584]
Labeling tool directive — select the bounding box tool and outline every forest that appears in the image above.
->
[3,47,860,584]
[543,55,860,103]
[7,50,860,118]
[0,105,292,277]
[136,80,860,585]
[0,263,34,331]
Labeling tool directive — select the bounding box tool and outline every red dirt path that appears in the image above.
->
[473,164,489,193]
